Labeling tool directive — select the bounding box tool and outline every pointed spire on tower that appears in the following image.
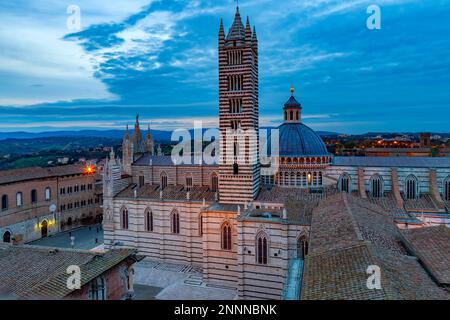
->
[245,16,252,42]
[124,123,130,141]
[227,5,245,41]
[219,18,225,46]
[252,26,258,43]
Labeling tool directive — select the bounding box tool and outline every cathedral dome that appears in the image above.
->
[277,122,329,157]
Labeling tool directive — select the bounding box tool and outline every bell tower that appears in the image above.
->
[218,7,260,204]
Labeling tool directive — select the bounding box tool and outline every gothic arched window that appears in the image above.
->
[256,232,268,265]
[370,175,383,198]
[121,208,129,229]
[405,175,418,199]
[171,209,180,234]
[160,172,168,190]
[444,177,450,202]
[297,235,309,260]
[145,209,153,232]
[1,194,8,211]
[338,173,350,193]
[211,173,219,192]
[221,222,232,250]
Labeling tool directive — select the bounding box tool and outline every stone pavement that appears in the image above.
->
[133,258,238,300]
[28,224,103,250]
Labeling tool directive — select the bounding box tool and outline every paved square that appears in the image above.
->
[134,258,237,300]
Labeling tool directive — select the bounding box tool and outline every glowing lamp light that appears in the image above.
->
[83,164,96,175]
[307,173,312,184]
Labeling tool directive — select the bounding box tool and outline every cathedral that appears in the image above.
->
[103,7,450,300]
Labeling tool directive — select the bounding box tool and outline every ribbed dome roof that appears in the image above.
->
[275,122,329,157]
[283,95,301,109]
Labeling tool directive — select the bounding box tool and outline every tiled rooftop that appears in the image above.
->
[0,244,136,299]
[301,193,449,300]
[115,183,216,202]
[0,164,87,185]
[401,225,450,286]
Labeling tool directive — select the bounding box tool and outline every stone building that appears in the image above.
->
[102,7,450,300]
[0,164,102,244]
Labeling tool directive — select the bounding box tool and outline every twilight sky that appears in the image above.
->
[0,0,449,133]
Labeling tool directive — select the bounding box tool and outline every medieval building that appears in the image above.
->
[102,7,450,300]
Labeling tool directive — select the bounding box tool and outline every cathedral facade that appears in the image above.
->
[103,7,450,300]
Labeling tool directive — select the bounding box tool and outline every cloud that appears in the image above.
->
[0,0,449,133]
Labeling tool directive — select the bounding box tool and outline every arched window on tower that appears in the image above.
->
[171,209,180,234]
[121,207,129,229]
[145,209,153,232]
[221,222,232,250]
[160,172,168,190]
[318,172,323,186]
[444,176,450,202]
[338,173,350,193]
[405,175,418,199]
[370,175,383,198]
[256,232,268,265]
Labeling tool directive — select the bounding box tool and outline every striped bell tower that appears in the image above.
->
[218,7,260,204]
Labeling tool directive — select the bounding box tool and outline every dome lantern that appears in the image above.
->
[283,86,302,123]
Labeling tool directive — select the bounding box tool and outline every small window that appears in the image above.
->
[405,175,418,199]
[139,176,145,187]
[89,276,106,300]
[445,177,450,201]
[171,210,180,234]
[1,195,8,211]
[2,231,11,243]
[256,233,268,264]
[233,163,239,175]
[161,172,168,190]
[16,192,23,207]
[186,175,193,191]
[221,222,232,250]
[145,210,153,232]
[31,190,37,204]
[45,187,51,201]
[199,214,203,236]
[121,208,129,229]
[211,173,219,192]
[298,236,309,260]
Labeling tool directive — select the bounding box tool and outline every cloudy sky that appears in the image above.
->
[0,0,449,133]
